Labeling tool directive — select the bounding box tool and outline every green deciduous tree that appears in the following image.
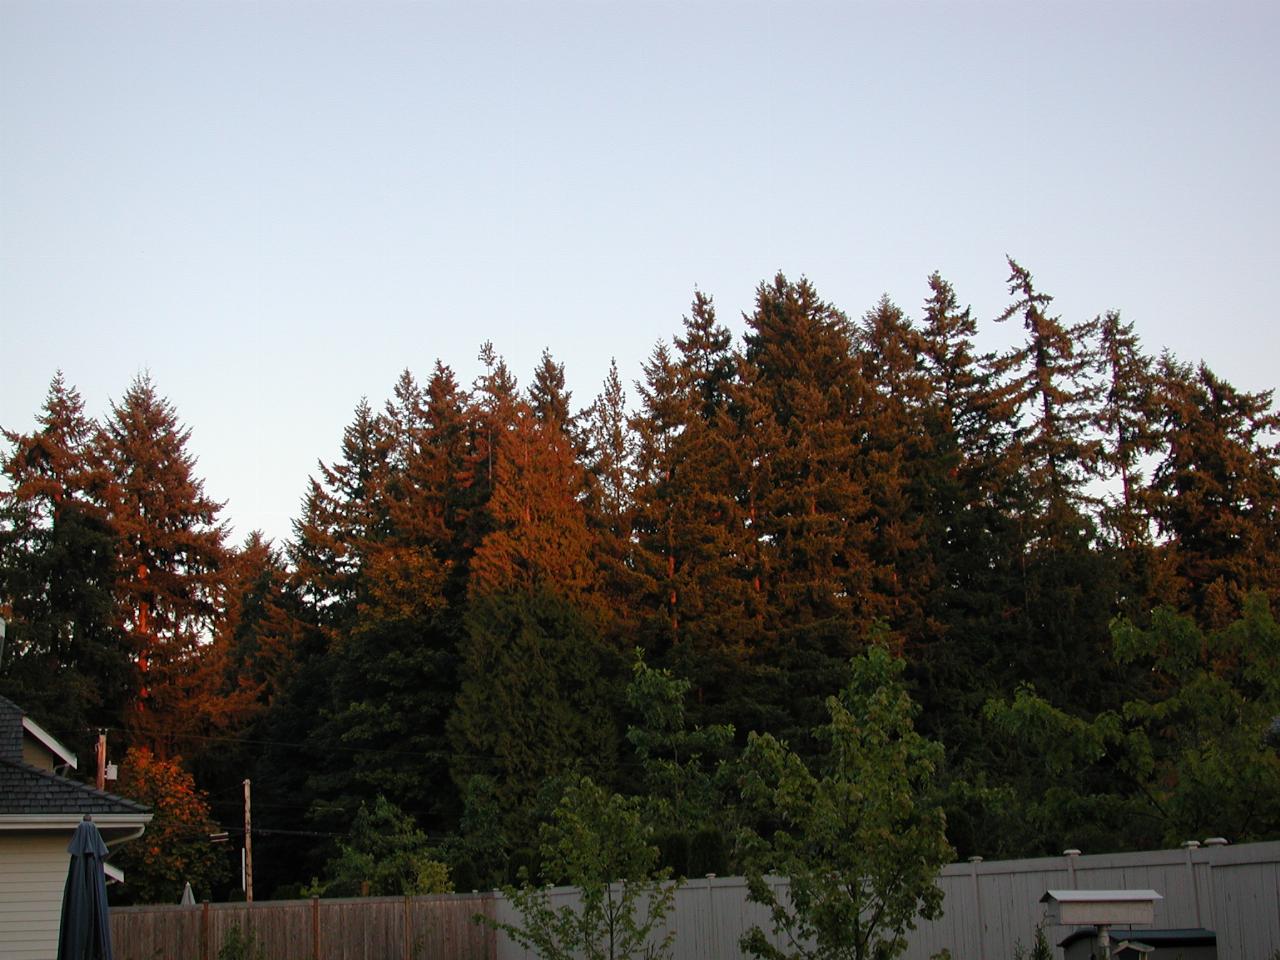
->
[737,646,952,960]
[309,795,451,897]
[625,651,735,872]
[492,775,679,960]
[984,593,1280,851]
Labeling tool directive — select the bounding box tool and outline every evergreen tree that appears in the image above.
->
[289,398,390,624]
[0,373,129,757]
[190,532,302,805]
[736,274,877,743]
[1096,312,1158,549]
[853,295,938,646]
[266,399,393,869]
[299,369,469,830]
[529,348,575,436]
[994,261,1118,713]
[454,351,618,833]
[310,795,452,897]
[99,374,229,755]
[631,294,758,731]
[1146,357,1280,627]
[1095,311,1161,616]
[580,360,643,624]
[467,401,600,604]
[449,587,622,833]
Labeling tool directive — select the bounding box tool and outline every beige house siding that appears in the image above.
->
[0,833,67,960]
[20,738,57,771]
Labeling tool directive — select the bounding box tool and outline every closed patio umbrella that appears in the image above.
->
[57,816,114,960]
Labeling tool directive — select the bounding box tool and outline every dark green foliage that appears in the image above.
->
[310,795,451,897]
[624,650,735,837]
[984,593,1280,852]
[450,588,622,832]
[0,375,129,758]
[217,925,266,960]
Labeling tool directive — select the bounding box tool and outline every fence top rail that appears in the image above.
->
[111,892,497,915]
[937,839,1280,878]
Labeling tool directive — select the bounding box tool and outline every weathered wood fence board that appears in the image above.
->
[110,841,1280,960]
[111,895,492,960]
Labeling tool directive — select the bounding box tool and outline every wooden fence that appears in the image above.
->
[110,893,494,960]
[110,841,1280,960]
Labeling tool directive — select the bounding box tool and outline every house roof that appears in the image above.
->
[0,757,149,818]
[1041,889,1163,903]
[0,693,150,827]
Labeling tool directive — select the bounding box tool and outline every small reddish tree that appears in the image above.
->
[113,745,229,904]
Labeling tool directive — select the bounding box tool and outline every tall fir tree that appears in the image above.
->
[853,295,938,647]
[1145,357,1280,627]
[646,293,759,728]
[99,374,229,755]
[313,366,466,830]
[454,351,620,834]
[994,261,1118,713]
[1095,311,1161,616]
[912,274,1025,712]
[580,360,648,647]
[735,274,881,745]
[0,373,130,757]
[273,398,394,844]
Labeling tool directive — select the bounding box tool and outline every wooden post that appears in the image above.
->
[403,894,412,960]
[243,779,253,903]
[312,896,320,960]
[95,732,106,791]
[201,901,210,960]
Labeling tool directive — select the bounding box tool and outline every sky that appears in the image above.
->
[2,0,1278,547]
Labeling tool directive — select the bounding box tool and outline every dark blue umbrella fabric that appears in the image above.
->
[57,817,114,960]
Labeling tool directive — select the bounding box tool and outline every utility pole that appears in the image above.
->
[243,779,254,903]
[96,731,106,791]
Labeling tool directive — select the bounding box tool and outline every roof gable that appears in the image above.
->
[0,694,149,822]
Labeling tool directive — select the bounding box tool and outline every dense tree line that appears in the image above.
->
[3,260,1278,902]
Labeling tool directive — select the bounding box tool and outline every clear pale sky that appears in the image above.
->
[2,0,1277,547]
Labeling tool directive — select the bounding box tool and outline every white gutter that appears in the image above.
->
[0,813,152,832]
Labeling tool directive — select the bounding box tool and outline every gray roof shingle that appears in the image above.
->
[0,693,150,818]
[0,758,150,817]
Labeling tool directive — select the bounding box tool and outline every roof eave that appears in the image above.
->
[0,813,153,830]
